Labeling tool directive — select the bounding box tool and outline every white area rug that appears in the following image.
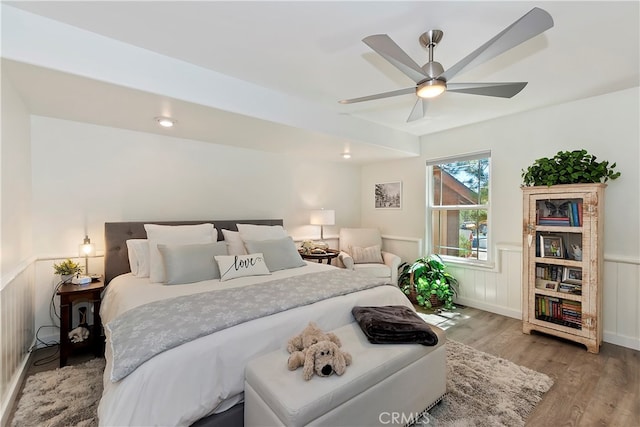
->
[428,340,554,426]
[11,358,103,427]
[11,341,553,426]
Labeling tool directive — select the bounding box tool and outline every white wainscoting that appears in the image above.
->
[381,236,640,351]
[0,261,35,427]
[381,235,423,265]
[602,256,640,350]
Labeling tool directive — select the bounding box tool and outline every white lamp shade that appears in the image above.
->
[310,209,335,226]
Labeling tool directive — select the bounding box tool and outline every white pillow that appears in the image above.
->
[158,241,228,285]
[145,223,216,283]
[236,224,287,242]
[350,245,384,264]
[221,229,248,256]
[126,239,150,277]
[244,237,306,272]
[214,253,271,282]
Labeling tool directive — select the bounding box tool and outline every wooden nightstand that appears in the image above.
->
[56,280,105,367]
[299,249,340,265]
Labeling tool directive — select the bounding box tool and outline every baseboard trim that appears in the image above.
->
[458,297,640,351]
[603,331,640,351]
[454,297,521,320]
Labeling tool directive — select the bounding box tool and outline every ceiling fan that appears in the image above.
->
[339,7,554,122]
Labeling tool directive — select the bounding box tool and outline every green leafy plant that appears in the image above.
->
[398,254,459,310]
[521,149,620,187]
[53,259,82,276]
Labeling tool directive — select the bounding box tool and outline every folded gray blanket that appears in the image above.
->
[352,305,438,346]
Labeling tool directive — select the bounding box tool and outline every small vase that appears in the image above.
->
[61,274,74,283]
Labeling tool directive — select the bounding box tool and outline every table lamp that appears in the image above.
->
[310,209,335,241]
[79,235,95,275]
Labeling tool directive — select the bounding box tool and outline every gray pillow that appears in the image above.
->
[158,241,228,285]
[244,237,306,272]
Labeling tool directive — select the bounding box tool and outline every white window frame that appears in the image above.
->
[426,150,492,266]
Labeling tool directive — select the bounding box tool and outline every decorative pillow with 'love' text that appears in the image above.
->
[214,253,272,282]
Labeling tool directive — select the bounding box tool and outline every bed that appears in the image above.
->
[98,219,413,426]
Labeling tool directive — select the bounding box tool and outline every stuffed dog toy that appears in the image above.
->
[287,322,342,354]
[287,322,352,380]
[301,341,352,381]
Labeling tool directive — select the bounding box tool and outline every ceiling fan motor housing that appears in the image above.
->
[422,62,445,80]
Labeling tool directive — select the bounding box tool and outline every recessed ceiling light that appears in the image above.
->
[342,153,352,159]
[155,116,176,128]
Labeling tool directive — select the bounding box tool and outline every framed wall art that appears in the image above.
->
[374,181,402,209]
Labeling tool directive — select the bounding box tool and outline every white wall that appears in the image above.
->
[30,116,362,256]
[1,69,35,426]
[362,87,640,349]
[1,71,33,274]
[29,116,363,341]
[364,88,639,260]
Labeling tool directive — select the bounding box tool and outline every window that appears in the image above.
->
[427,152,490,263]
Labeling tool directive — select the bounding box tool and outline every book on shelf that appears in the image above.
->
[535,295,582,329]
[538,216,571,226]
[577,201,583,226]
[570,202,579,226]
[536,264,565,282]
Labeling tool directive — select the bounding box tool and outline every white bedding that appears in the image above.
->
[98,262,413,426]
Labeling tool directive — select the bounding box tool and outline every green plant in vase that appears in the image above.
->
[398,254,459,310]
[53,258,83,281]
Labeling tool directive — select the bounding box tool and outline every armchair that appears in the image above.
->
[337,228,401,285]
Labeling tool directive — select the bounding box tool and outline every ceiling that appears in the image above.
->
[2,1,639,163]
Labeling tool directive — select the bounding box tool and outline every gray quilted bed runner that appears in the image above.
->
[106,269,389,381]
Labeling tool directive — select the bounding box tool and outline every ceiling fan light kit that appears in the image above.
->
[340,7,554,122]
[416,79,446,99]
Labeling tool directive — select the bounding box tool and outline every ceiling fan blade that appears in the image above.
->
[407,99,428,122]
[447,82,527,98]
[363,34,429,83]
[339,87,415,104]
[439,7,553,82]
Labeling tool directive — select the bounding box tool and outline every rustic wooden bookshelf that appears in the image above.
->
[521,183,605,353]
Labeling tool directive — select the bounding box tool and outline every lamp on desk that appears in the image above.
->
[310,209,335,241]
[79,235,95,275]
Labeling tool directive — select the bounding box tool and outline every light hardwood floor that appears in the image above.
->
[11,306,640,426]
[419,305,640,426]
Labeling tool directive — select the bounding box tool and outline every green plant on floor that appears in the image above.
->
[398,254,459,310]
[53,259,83,276]
[521,149,621,187]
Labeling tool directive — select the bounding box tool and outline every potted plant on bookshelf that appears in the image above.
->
[53,258,82,283]
[521,149,620,187]
[398,254,459,310]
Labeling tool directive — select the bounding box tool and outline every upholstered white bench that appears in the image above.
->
[244,321,446,427]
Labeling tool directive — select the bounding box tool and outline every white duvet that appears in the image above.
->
[98,262,412,426]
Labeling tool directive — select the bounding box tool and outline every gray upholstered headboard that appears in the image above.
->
[104,219,284,285]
